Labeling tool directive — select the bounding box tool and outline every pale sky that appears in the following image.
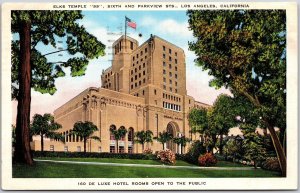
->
[11,11,231,125]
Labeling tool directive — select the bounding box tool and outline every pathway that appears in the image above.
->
[34,159,256,170]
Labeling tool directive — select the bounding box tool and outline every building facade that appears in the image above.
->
[30,35,209,154]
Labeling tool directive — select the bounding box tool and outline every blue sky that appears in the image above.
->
[12,11,230,124]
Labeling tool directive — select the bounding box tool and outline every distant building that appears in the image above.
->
[30,35,209,153]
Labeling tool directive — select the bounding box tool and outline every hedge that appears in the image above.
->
[32,151,157,160]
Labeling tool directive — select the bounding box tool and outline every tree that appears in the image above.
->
[154,131,173,150]
[243,130,267,169]
[209,94,236,155]
[188,10,286,176]
[134,130,153,151]
[71,121,100,153]
[188,108,209,141]
[110,126,127,153]
[12,11,105,164]
[223,138,243,162]
[30,113,62,152]
[173,135,190,154]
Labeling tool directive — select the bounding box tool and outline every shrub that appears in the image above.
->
[198,153,217,167]
[261,157,281,171]
[143,148,153,154]
[156,149,176,165]
[185,140,206,164]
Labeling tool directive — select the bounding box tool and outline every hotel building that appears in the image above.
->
[30,35,209,153]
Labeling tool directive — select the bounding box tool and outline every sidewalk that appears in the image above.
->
[34,159,255,170]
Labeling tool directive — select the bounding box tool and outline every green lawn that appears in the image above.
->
[13,158,281,178]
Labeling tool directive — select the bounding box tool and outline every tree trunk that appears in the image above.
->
[219,134,224,155]
[116,140,119,153]
[267,122,286,177]
[162,143,165,150]
[41,134,44,152]
[14,21,33,165]
[84,138,87,153]
[142,143,144,152]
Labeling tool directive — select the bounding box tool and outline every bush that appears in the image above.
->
[32,151,156,160]
[185,140,206,164]
[198,153,217,167]
[261,157,281,171]
[143,148,153,154]
[156,149,176,165]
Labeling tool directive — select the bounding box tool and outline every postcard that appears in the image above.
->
[1,2,298,190]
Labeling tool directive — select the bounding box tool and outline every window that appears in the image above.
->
[119,146,125,153]
[175,59,177,64]
[143,78,146,83]
[131,85,133,89]
[169,49,172,54]
[131,77,133,82]
[139,80,141,85]
[139,66,141,70]
[50,145,54,152]
[131,70,133,75]
[135,82,137,87]
[130,42,134,50]
[175,81,177,86]
[154,89,157,95]
[77,146,81,152]
[143,63,145,68]
[163,77,166,82]
[64,146,68,152]
[170,87,172,92]
[145,48,148,53]
[98,146,102,153]
[163,70,166,74]
[175,66,177,71]
[175,74,178,79]
[163,46,166,51]
[141,51,143,55]
[139,73,141,78]
[175,52,177,56]
[169,56,172,61]
[175,89,178,93]
[143,71,145,75]
[169,80,172,84]
[163,54,166,59]
[169,72,172,77]
[169,64,172,69]
[163,85,166,90]
[135,75,137,80]
[145,55,147,59]
[163,93,165,98]
[110,146,115,153]
[142,90,145,95]
[137,54,139,58]
[163,62,166,67]
[137,93,139,97]
[135,68,137,72]
[128,147,133,154]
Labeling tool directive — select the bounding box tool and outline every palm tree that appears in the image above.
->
[135,130,153,151]
[31,113,62,152]
[154,131,173,150]
[110,126,127,153]
[173,135,191,154]
[71,121,100,153]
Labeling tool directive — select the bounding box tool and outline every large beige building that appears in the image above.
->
[31,35,209,154]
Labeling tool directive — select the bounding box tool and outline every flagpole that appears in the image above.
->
[125,16,127,51]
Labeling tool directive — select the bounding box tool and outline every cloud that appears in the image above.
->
[140,16,192,38]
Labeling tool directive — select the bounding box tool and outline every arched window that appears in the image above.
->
[109,125,116,140]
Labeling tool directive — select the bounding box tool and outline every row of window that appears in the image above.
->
[131,70,146,81]
[132,55,148,67]
[162,45,178,57]
[130,78,146,89]
[163,93,181,102]
[49,145,102,153]
[163,85,178,93]
[131,63,146,74]
[163,62,178,70]
[110,146,133,153]
[163,77,178,86]
[163,70,178,79]
[132,47,148,61]
[163,101,181,111]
